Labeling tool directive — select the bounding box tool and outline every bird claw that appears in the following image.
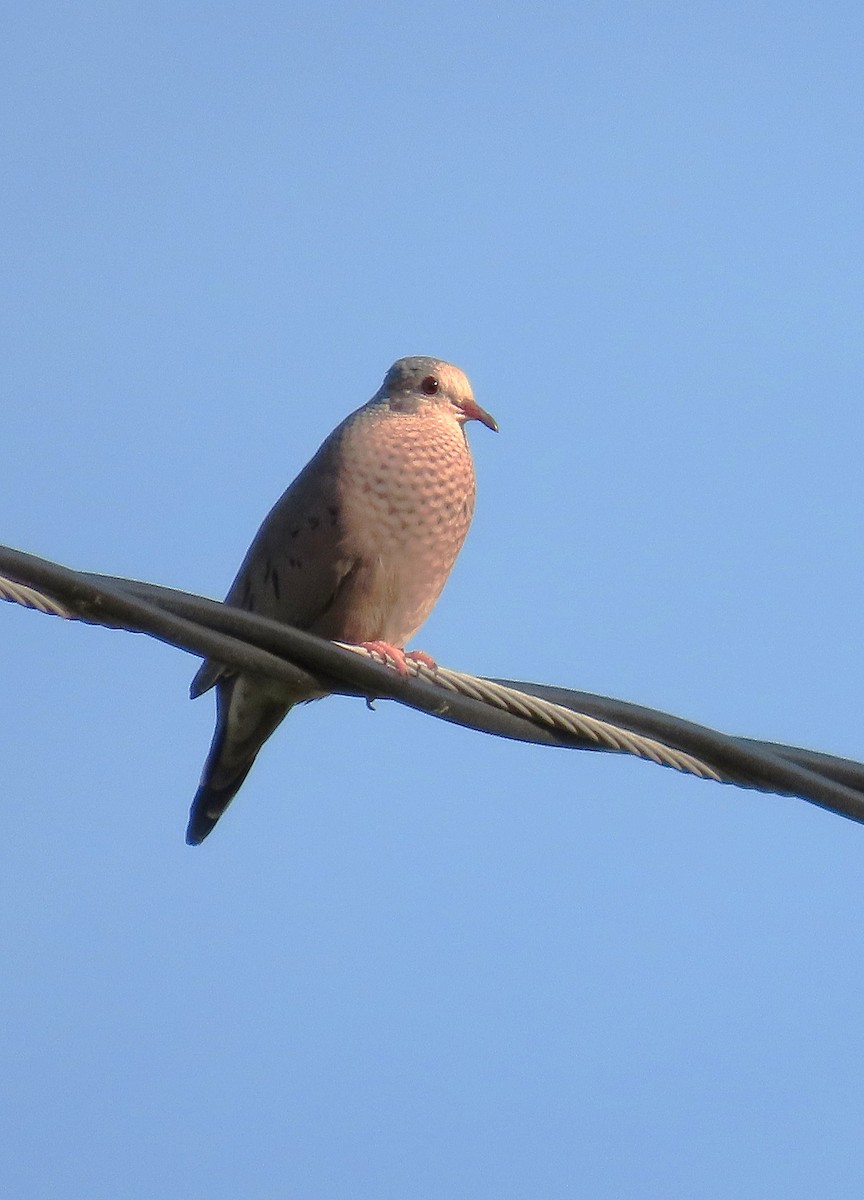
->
[405,649,438,674]
[358,640,411,675]
[356,642,438,677]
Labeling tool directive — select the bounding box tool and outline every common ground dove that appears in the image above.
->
[187,356,497,844]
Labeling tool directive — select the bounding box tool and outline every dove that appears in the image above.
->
[186,356,497,844]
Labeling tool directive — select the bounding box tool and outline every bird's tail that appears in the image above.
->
[187,676,291,845]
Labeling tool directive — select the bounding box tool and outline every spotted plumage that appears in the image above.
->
[187,356,497,844]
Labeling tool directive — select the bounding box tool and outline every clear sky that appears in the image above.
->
[3,2,864,1196]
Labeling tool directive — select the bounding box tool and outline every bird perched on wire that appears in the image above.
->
[187,356,498,844]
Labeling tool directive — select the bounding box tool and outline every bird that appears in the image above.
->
[186,356,498,844]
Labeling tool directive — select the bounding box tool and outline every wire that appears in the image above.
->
[2,542,864,827]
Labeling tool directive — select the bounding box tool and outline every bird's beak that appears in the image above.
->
[459,398,499,432]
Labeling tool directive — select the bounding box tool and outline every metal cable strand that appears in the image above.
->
[0,576,73,619]
[335,643,724,784]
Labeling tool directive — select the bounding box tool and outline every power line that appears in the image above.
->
[3,542,864,828]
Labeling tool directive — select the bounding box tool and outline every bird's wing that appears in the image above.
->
[190,435,358,698]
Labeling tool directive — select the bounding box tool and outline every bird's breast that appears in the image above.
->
[334,410,477,645]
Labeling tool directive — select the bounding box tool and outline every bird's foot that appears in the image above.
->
[404,649,438,674]
[358,640,411,675]
[356,642,438,676]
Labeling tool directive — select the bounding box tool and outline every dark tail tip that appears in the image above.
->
[185,785,224,845]
[186,682,290,845]
[185,781,241,845]
[185,756,258,846]
[185,794,218,845]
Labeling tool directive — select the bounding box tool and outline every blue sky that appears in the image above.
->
[3,2,864,1196]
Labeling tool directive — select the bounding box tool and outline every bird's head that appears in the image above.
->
[379,356,498,432]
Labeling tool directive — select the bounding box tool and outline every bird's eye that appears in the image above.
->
[420,375,439,395]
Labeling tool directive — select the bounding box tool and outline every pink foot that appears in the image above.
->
[358,640,411,675]
[357,642,439,677]
[405,649,438,673]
